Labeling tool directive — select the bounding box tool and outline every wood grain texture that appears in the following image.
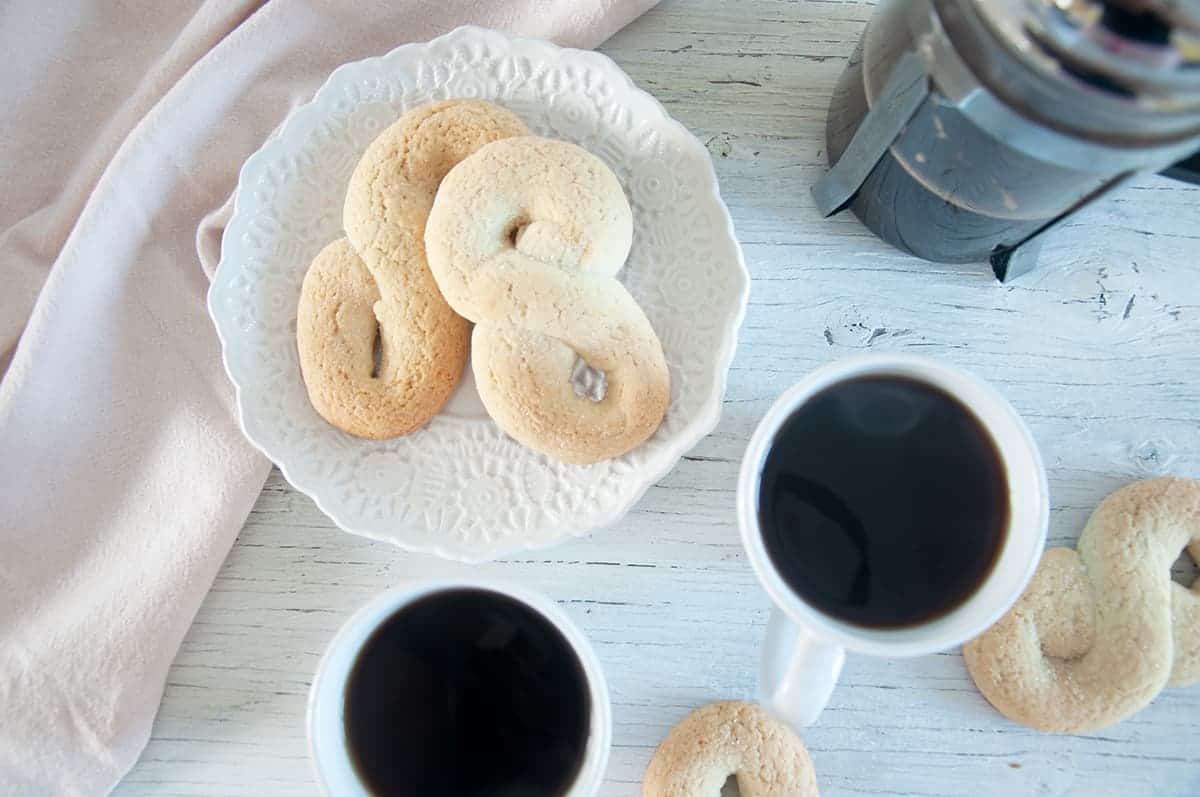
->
[115,0,1200,794]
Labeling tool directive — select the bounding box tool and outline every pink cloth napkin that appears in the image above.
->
[0,1,655,793]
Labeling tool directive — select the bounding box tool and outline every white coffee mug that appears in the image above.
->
[308,578,612,796]
[738,353,1048,729]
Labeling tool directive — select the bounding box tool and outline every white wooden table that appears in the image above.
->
[117,1,1200,794]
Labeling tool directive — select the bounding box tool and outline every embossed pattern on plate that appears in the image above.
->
[208,26,748,561]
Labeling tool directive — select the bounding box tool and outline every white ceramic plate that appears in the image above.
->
[209,26,748,562]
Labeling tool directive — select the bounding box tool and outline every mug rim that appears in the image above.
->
[737,353,1049,658]
[306,577,612,797]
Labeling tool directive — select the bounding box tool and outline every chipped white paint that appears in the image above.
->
[116,1,1200,795]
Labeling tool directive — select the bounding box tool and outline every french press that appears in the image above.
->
[813,0,1200,281]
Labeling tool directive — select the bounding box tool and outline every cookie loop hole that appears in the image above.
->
[1172,547,1198,588]
[570,356,607,402]
[512,218,585,269]
[507,217,529,248]
[721,774,742,797]
[368,328,384,380]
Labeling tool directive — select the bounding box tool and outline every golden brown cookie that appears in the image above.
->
[643,701,819,797]
[964,477,1200,732]
[424,136,670,464]
[297,100,528,438]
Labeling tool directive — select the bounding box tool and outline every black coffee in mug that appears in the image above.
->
[343,588,591,796]
[757,375,1009,628]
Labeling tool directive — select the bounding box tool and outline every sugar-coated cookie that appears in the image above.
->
[964,477,1200,732]
[643,701,819,797]
[424,136,670,464]
[297,100,528,438]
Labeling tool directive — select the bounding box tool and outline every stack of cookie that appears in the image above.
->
[297,99,669,465]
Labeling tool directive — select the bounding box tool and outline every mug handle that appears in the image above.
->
[759,607,845,728]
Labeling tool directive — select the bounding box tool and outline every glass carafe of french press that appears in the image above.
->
[814,0,1200,280]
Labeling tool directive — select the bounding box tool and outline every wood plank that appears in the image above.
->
[118,1,1200,794]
